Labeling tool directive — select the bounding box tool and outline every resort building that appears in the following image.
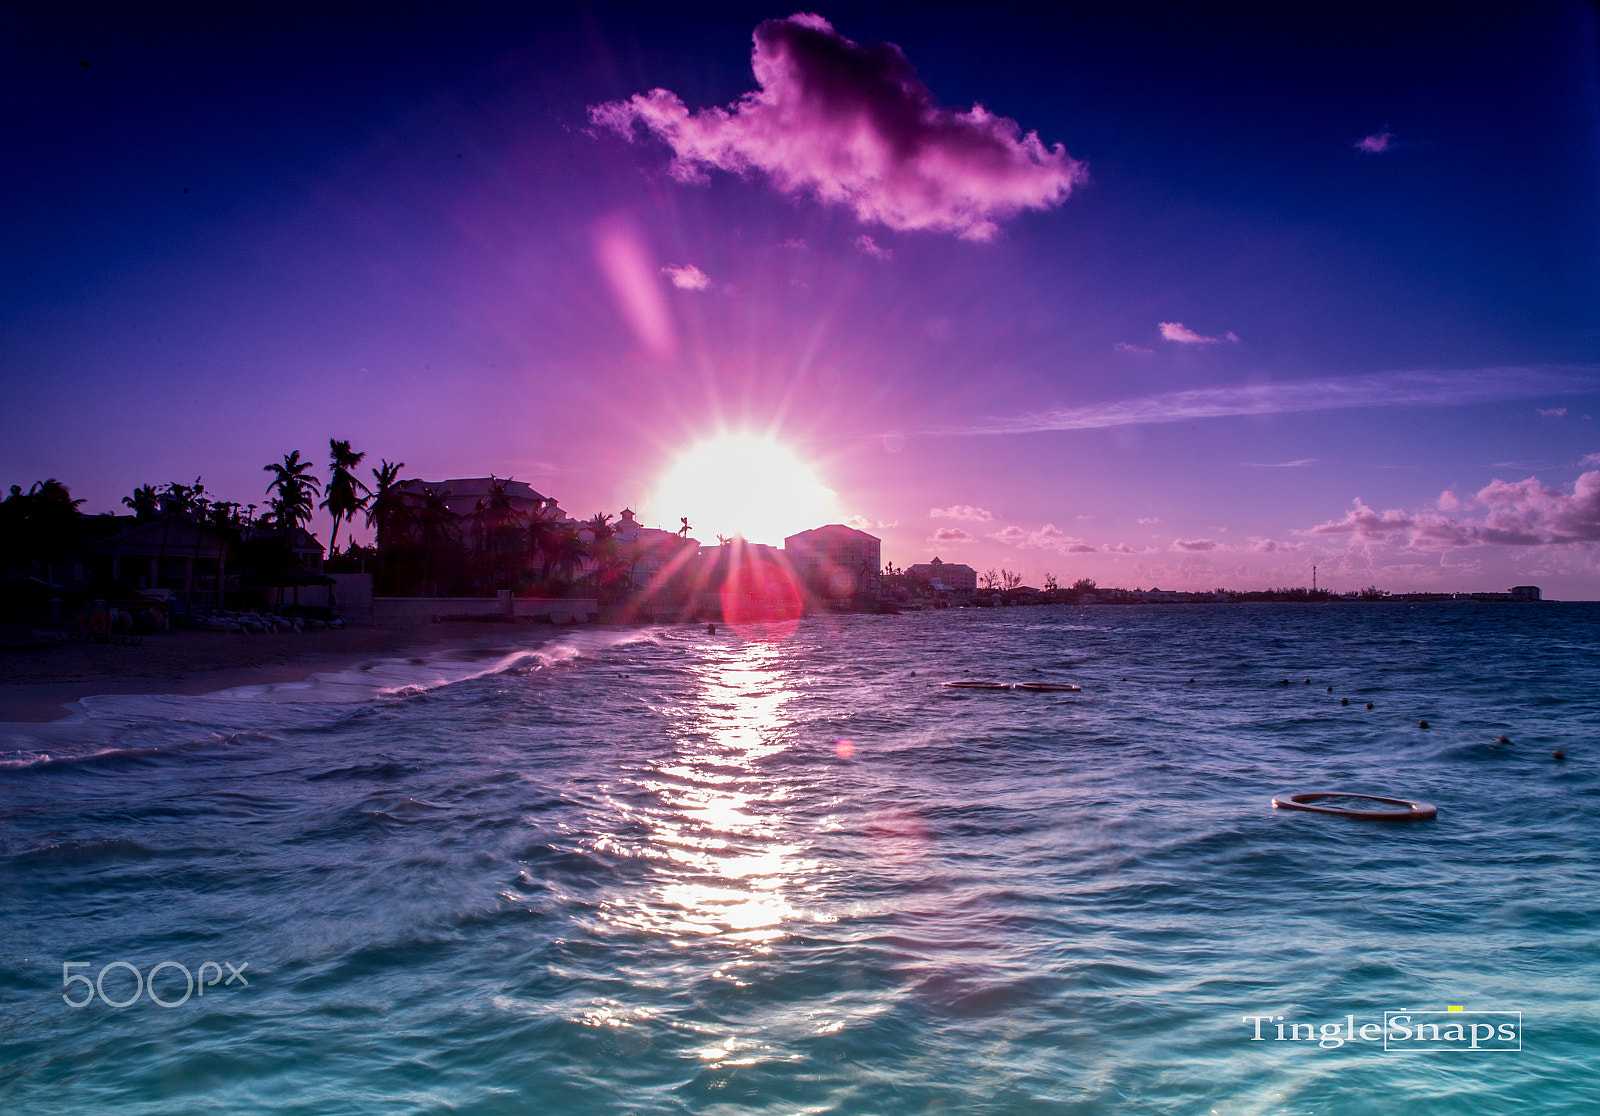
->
[610,508,699,591]
[783,524,881,600]
[396,477,568,542]
[907,557,977,593]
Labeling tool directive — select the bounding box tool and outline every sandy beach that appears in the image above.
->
[0,620,565,723]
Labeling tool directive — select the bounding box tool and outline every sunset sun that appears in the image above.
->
[651,433,840,545]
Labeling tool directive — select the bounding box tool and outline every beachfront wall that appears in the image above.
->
[372,596,598,625]
[330,573,373,621]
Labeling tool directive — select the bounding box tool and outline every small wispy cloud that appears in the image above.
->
[1136,517,1160,525]
[1538,407,1568,417]
[1355,131,1395,154]
[1173,538,1218,552]
[1249,536,1303,553]
[1115,342,1153,355]
[937,365,1600,437]
[1242,458,1316,468]
[930,504,993,521]
[661,263,710,290]
[1582,452,1600,467]
[931,527,975,543]
[1160,321,1239,345]
[854,234,892,260]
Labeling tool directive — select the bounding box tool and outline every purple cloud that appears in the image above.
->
[661,263,710,291]
[931,526,975,543]
[1160,321,1239,345]
[1582,452,1600,467]
[1538,407,1568,417]
[590,14,1085,241]
[854,234,892,260]
[930,504,993,521]
[1173,538,1219,551]
[1355,131,1395,154]
[1306,469,1600,548]
[992,522,1096,553]
[1115,342,1153,355]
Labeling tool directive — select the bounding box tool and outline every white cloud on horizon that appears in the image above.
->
[992,522,1096,553]
[1173,538,1219,552]
[1242,458,1316,468]
[590,14,1085,241]
[1306,469,1600,548]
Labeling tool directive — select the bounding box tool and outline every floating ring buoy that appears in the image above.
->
[942,681,1012,690]
[1272,792,1437,821]
[1013,682,1081,692]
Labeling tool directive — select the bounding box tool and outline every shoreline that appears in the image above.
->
[0,620,577,724]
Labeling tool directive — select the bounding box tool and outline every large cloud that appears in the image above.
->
[591,14,1084,241]
[1307,471,1600,548]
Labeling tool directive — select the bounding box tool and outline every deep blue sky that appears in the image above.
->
[4,2,1598,592]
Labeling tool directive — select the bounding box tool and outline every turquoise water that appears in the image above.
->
[2,604,1597,1114]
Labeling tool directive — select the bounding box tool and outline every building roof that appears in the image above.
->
[784,524,881,545]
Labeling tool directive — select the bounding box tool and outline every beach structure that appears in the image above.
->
[783,524,881,602]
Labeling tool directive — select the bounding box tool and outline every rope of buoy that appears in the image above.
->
[1272,792,1437,821]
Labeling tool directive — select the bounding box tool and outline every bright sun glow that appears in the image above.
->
[651,433,840,545]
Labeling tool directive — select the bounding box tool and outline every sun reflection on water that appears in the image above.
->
[593,638,817,946]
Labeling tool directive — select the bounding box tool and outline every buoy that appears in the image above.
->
[1187,677,1194,683]
[1341,698,1348,706]
[707,623,716,634]
[1272,792,1437,821]
[1419,720,1430,729]
[1280,679,1289,686]
[1326,686,1333,693]
[1553,750,1566,761]
[1496,735,1511,745]
[1366,703,1374,710]
[1014,682,1080,692]
[1304,678,1311,685]
[910,671,916,676]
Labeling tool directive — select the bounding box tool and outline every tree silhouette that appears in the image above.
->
[321,438,370,556]
[122,484,160,522]
[263,451,321,531]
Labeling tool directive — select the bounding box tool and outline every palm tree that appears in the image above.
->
[0,479,85,578]
[417,486,458,595]
[526,498,564,583]
[157,478,204,590]
[320,438,370,556]
[263,451,321,531]
[547,523,589,586]
[122,485,160,522]
[364,460,413,593]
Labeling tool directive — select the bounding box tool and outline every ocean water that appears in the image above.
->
[2,604,1597,1115]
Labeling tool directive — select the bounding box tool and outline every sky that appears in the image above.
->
[3,1,1600,596]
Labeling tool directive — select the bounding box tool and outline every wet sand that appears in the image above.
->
[0,621,562,723]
